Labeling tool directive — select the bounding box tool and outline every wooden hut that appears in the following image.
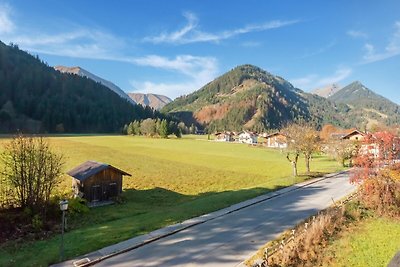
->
[67,161,131,203]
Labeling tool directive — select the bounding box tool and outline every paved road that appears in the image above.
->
[95,172,355,267]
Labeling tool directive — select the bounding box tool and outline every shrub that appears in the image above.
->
[359,165,400,218]
[67,197,89,215]
[0,135,64,217]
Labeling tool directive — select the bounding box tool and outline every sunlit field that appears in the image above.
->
[0,135,343,266]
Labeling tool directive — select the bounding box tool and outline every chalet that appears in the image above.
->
[341,130,366,141]
[238,131,258,144]
[67,161,131,204]
[329,132,347,140]
[265,132,288,148]
[215,131,234,142]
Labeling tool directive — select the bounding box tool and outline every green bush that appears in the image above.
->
[67,197,89,215]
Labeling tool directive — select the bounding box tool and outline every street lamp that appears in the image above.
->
[59,199,69,261]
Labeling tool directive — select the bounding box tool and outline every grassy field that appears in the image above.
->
[324,217,400,267]
[0,135,343,266]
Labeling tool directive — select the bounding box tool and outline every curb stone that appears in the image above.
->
[51,170,349,267]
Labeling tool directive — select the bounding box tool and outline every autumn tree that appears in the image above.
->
[319,124,339,141]
[282,124,302,176]
[140,118,156,136]
[352,131,400,183]
[0,135,64,215]
[351,131,400,217]
[324,139,358,167]
[283,124,320,175]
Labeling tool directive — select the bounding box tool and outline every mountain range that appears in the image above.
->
[1,40,397,134]
[55,66,171,110]
[311,84,341,98]
[127,93,172,110]
[327,81,400,129]
[162,64,400,132]
[54,66,136,105]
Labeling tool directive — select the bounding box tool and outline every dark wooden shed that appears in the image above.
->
[67,161,131,203]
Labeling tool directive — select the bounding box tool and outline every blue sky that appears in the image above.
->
[0,0,399,103]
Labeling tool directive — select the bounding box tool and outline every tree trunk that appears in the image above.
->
[305,153,311,173]
[292,161,298,177]
[287,153,299,177]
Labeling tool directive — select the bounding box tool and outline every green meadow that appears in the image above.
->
[325,217,400,267]
[0,135,343,266]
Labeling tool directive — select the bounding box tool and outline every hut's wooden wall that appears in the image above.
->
[80,168,123,202]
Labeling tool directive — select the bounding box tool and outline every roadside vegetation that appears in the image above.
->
[246,130,400,267]
[0,134,342,266]
[325,216,400,267]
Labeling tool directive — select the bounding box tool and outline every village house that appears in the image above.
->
[265,132,288,148]
[67,161,131,204]
[341,129,366,141]
[215,131,235,142]
[238,131,258,144]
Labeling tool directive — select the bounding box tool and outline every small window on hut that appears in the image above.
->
[109,182,118,198]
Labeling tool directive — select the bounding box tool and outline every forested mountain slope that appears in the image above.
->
[0,41,157,133]
[162,64,348,131]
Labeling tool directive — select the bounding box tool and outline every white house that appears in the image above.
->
[265,132,288,148]
[215,131,234,142]
[238,131,258,144]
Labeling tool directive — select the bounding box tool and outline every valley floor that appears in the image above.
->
[0,135,343,266]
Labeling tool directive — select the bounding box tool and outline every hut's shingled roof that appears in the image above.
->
[67,161,131,181]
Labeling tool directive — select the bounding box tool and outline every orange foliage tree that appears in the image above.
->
[351,131,400,217]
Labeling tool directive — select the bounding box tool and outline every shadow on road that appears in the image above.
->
[97,176,348,266]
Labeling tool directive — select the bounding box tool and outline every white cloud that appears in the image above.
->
[0,4,14,34]
[129,55,219,98]
[347,30,368,39]
[0,3,125,60]
[362,21,400,63]
[130,80,201,99]
[291,67,352,90]
[5,29,125,60]
[143,12,299,44]
[130,54,217,78]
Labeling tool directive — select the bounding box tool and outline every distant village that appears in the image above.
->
[213,128,399,159]
[214,128,364,146]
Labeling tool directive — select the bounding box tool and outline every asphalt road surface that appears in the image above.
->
[95,172,356,267]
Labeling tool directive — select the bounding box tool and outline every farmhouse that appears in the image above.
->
[341,129,366,141]
[67,161,131,203]
[238,131,258,144]
[215,131,234,142]
[265,132,287,148]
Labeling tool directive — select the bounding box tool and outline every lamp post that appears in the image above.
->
[59,199,69,261]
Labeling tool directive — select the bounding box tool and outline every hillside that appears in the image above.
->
[328,81,400,128]
[162,64,348,131]
[128,93,172,110]
[0,41,158,133]
[54,66,136,105]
